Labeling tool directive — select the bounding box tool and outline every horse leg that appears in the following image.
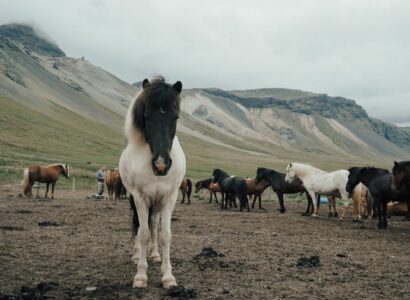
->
[309,191,319,217]
[132,235,140,264]
[328,198,333,217]
[339,193,350,221]
[187,190,191,205]
[220,193,225,209]
[160,192,178,288]
[149,208,161,262]
[45,183,50,198]
[375,197,383,229]
[278,193,286,213]
[405,200,410,221]
[51,181,56,199]
[180,191,185,204]
[333,199,338,218]
[133,201,150,288]
[251,194,257,209]
[214,192,218,203]
[209,191,213,203]
[382,200,388,229]
[304,192,312,216]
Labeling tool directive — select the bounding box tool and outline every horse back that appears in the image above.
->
[231,176,248,194]
[29,165,58,183]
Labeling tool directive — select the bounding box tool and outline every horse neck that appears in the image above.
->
[47,165,63,177]
[358,170,383,186]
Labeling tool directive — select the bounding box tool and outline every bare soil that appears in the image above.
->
[1,189,409,299]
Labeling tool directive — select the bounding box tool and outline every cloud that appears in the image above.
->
[0,0,409,124]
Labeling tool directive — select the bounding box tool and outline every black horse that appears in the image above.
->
[392,161,410,192]
[255,167,317,215]
[212,168,249,212]
[346,167,410,229]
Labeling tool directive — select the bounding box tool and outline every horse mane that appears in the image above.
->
[291,162,325,174]
[361,167,389,174]
[125,76,181,144]
[214,168,230,178]
[199,178,212,185]
[46,163,65,169]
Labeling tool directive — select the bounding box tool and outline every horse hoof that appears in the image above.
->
[334,213,339,218]
[328,213,333,218]
[133,276,147,288]
[150,255,161,263]
[339,217,345,221]
[162,278,177,289]
[311,214,318,218]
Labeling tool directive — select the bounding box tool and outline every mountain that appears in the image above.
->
[0,24,409,186]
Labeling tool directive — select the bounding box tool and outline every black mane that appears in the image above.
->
[132,77,181,132]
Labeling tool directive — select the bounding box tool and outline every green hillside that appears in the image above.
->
[0,97,123,189]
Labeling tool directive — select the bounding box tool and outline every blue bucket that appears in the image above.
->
[319,197,328,204]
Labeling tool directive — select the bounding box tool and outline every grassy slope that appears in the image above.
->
[0,96,124,189]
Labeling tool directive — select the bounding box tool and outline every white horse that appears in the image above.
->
[285,163,350,218]
[119,77,185,288]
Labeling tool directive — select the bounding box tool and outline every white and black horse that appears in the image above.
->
[119,77,185,288]
[212,168,249,212]
[285,163,350,218]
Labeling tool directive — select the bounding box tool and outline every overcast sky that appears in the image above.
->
[1,0,409,125]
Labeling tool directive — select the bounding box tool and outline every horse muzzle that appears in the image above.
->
[152,156,172,176]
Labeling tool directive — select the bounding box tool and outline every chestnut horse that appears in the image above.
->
[179,178,192,204]
[247,178,270,209]
[23,163,69,198]
[105,169,125,201]
[194,178,220,203]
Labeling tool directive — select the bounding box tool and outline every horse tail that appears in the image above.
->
[129,194,153,236]
[22,168,30,195]
[187,178,192,197]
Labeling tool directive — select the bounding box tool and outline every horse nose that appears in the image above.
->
[152,156,172,176]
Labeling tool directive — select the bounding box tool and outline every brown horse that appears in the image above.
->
[179,178,192,204]
[105,169,125,201]
[247,178,270,209]
[194,178,221,203]
[23,163,69,198]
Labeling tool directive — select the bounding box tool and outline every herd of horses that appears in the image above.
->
[19,77,410,289]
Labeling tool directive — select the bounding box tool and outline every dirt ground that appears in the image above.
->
[1,187,410,299]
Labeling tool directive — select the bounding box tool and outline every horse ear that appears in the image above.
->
[289,163,292,167]
[173,81,182,94]
[142,79,150,90]
[394,161,399,167]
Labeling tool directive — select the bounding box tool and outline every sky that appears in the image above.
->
[1,0,409,125]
